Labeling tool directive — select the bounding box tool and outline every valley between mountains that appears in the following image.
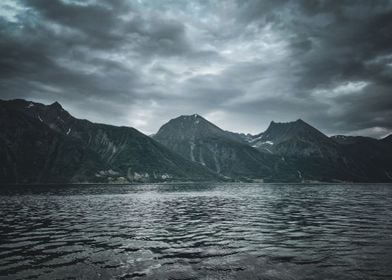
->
[1,99,391,184]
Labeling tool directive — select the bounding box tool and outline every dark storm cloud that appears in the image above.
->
[0,0,391,137]
[284,1,392,137]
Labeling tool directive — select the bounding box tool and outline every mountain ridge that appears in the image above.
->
[154,114,392,183]
[154,114,297,181]
[0,99,220,184]
[1,99,392,183]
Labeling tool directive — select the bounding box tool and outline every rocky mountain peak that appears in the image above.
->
[249,118,339,158]
[50,101,63,110]
[155,114,228,141]
[264,119,326,140]
[178,113,204,123]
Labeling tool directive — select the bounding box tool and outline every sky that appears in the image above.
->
[0,0,392,138]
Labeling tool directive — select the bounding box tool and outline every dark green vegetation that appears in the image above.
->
[1,99,392,183]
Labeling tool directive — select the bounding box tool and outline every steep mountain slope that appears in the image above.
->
[0,100,219,183]
[236,120,355,181]
[2,99,391,183]
[155,115,392,183]
[0,103,106,183]
[249,119,341,158]
[154,114,298,181]
[331,135,392,181]
[242,120,392,182]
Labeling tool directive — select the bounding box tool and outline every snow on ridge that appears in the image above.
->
[252,139,274,145]
[251,135,264,142]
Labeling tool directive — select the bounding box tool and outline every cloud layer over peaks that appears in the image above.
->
[1,0,392,137]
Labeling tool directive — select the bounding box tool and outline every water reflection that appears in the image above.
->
[0,183,392,279]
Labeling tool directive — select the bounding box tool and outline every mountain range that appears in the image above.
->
[0,99,219,183]
[1,99,391,184]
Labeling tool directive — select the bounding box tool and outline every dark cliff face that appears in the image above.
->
[154,115,298,181]
[0,100,219,183]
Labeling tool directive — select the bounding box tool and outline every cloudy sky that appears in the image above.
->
[1,0,392,137]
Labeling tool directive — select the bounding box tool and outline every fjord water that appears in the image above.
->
[1,184,392,280]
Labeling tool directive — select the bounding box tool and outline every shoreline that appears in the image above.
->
[1,181,392,186]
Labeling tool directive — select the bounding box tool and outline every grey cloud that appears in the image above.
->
[0,0,391,137]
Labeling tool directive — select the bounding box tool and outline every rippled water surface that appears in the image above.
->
[1,183,392,280]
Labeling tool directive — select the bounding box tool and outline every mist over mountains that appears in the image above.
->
[1,99,391,184]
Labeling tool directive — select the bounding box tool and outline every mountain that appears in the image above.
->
[153,114,298,182]
[2,99,391,183]
[330,135,392,181]
[155,116,392,183]
[247,119,340,158]
[0,102,105,183]
[0,100,219,184]
[243,120,392,182]
[244,120,392,182]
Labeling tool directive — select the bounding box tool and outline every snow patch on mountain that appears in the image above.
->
[250,135,264,143]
